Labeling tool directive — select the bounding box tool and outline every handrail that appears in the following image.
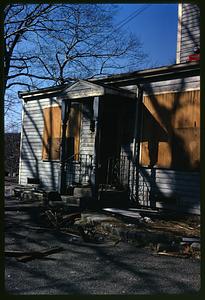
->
[64,153,94,187]
[63,153,93,163]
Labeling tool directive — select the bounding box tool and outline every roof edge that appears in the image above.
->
[92,61,200,84]
[18,61,200,99]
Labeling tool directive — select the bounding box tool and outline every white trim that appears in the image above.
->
[176,3,183,64]
[143,87,200,96]
[21,91,61,100]
[63,79,135,99]
[42,103,61,109]
[18,99,25,184]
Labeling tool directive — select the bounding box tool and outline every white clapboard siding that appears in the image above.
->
[19,97,62,190]
[19,98,95,190]
[120,76,200,96]
[142,76,200,95]
[180,3,200,63]
[79,105,95,156]
[138,167,200,214]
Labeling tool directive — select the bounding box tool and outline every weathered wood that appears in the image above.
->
[155,252,190,258]
[42,106,62,161]
[140,90,200,170]
[5,247,63,257]
[16,247,64,262]
[66,104,81,157]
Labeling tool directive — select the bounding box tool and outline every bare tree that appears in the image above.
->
[4,4,148,115]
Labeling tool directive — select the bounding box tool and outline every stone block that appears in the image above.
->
[190,242,200,250]
[73,187,92,198]
[61,195,81,207]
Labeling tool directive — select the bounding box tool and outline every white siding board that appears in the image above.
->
[142,76,200,95]
[19,97,61,189]
[79,102,95,157]
[137,167,200,214]
[178,3,200,63]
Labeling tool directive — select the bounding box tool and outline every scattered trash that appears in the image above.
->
[43,209,81,229]
[6,187,201,260]
[182,237,200,243]
[113,239,122,246]
[156,242,179,253]
[155,252,190,258]
[143,217,153,223]
[190,242,200,250]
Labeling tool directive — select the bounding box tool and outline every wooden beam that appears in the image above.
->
[93,96,100,201]
[176,3,183,64]
[58,99,71,194]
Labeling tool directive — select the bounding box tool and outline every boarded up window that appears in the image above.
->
[42,106,61,160]
[42,104,81,161]
[140,90,200,171]
[66,104,81,158]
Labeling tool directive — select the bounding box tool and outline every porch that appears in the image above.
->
[58,80,138,208]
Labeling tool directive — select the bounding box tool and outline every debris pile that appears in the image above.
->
[7,187,200,260]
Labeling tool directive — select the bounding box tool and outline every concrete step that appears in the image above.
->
[73,187,92,198]
[103,208,142,219]
[99,190,129,208]
[61,195,81,207]
[77,212,121,226]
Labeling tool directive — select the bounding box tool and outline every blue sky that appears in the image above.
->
[5,3,179,131]
[116,3,178,67]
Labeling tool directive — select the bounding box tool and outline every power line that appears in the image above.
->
[114,4,151,32]
[85,4,151,53]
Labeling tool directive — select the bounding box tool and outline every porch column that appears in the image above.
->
[58,99,71,194]
[92,96,100,200]
[132,86,143,205]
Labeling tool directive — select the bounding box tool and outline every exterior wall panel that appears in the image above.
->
[121,77,200,214]
[176,3,200,63]
[19,97,61,190]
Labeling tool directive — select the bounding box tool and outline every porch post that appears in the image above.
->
[134,85,143,205]
[92,96,100,200]
[58,99,71,194]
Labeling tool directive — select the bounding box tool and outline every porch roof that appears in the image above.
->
[61,80,136,100]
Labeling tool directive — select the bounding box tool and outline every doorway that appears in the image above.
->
[98,96,124,187]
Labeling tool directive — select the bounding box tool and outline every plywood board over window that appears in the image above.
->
[42,103,81,161]
[66,103,81,159]
[140,90,200,171]
[42,106,61,160]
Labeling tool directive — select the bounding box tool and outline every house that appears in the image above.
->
[18,3,200,214]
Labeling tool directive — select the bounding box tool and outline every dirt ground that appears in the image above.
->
[4,195,201,295]
[4,178,200,260]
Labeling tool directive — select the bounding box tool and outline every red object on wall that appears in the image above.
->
[188,54,200,61]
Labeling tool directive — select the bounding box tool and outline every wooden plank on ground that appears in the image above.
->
[5,247,64,262]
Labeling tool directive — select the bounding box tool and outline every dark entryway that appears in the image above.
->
[98,96,123,185]
[96,96,135,207]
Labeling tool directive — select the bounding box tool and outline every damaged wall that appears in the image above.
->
[120,75,200,214]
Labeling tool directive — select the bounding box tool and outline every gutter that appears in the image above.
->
[17,62,200,100]
[92,62,200,86]
[18,84,68,100]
